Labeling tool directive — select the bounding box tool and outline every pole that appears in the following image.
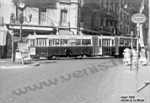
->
[148,0,150,63]
[20,23,23,42]
[12,33,14,62]
[10,30,15,62]
[19,10,24,42]
[130,31,133,71]
[77,0,80,35]
[136,24,140,72]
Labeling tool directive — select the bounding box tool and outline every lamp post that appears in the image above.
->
[16,1,26,42]
[9,30,15,62]
[77,0,81,35]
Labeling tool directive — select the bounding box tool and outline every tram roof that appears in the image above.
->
[117,35,133,39]
[26,35,93,39]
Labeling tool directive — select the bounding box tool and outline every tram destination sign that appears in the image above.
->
[131,13,146,24]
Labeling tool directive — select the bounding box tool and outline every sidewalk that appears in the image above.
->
[0,59,40,69]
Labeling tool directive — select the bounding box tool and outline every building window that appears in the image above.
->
[60,9,68,26]
[39,8,46,25]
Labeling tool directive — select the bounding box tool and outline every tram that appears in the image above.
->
[26,34,137,59]
[115,36,137,57]
[27,35,93,59]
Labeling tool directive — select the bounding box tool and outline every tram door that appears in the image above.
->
[98,38,102,55]
[92,36,99,56]
[115,37,119,56]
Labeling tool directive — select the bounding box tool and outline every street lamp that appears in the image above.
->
[16,1,26,42]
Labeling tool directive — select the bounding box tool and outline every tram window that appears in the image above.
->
[124,40,129,46]
[120,39,124,46]
[128,40,131,46]
[112,40,114,46]
[60,39,68,46]
[82,39,91,45]
[103,39,109,47]
[68,39,80,46]
[99,39,102,47]
[53,39,60,46]
[29,39,35,46]
[107,40,110,46]
[49,39,53,46]
[106,40,108,46]
[37,38,47,47]
[102,40,106,46]
[75,39,81,45]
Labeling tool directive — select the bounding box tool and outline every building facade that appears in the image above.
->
[81,0,119,35]
[80,0,144,36]
[0,0,79,35]
[0,0,79,58]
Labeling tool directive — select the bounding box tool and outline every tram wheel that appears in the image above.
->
[52,56,56,59]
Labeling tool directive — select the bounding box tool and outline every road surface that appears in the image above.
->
[0,58,149,103]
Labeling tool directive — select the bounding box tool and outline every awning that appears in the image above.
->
[7,24,54,31]
[13,0,57,8]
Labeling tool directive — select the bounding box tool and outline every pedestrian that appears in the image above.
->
[139,47,147,65]
[123,48,131,65]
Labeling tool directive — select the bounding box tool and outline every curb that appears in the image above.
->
[0,63,40,69]
[0,65,31,69]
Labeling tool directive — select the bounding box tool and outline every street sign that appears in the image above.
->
[131,13,146,24]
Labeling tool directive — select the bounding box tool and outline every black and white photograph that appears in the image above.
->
[0,0,150,103]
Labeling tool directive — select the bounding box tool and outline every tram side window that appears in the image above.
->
[124,39,129,46]
[120,39,124,46]
[37,38,47,47]
[128,40,131,46]
[60,39,68,46]
[75,39,81,45]
[124,40,127,46]
[107,40,110,47]
[102,39,109,47]
[69,39,81,46]
[99,39,102,47]
[102,40,106,47]
[53,39,60,46]
[49,39,53,46]
[112,40,115,46]
[82,39,91,45]
[29,39,35,47]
